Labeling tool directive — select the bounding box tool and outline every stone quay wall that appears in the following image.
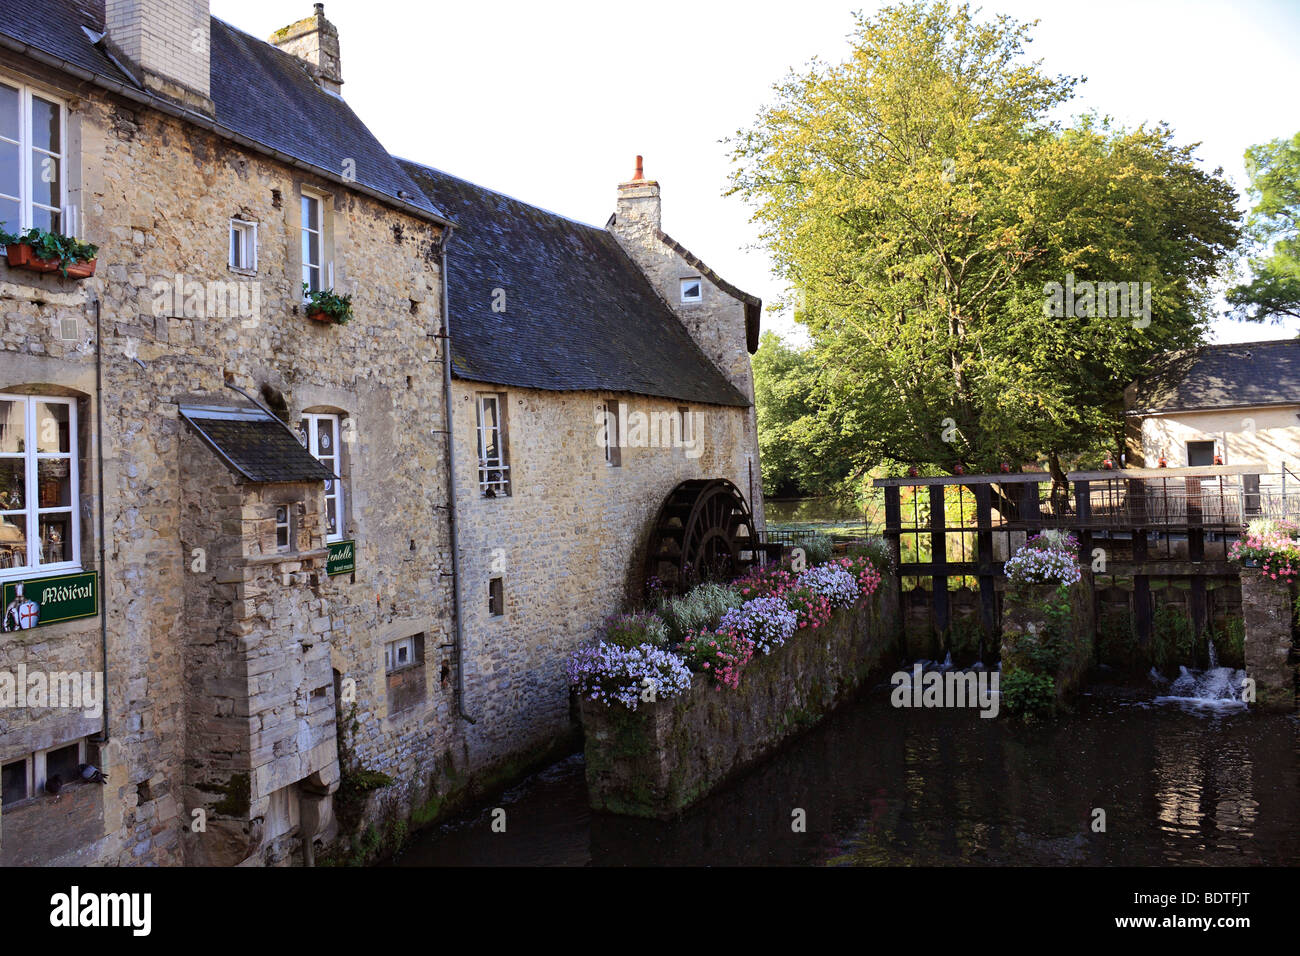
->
[1241,569,1297,712]
[579,589,897,819]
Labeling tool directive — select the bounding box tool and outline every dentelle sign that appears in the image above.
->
[326,539,355,576]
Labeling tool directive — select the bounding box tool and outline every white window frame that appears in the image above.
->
[274,504,291,552]
[229,218,258,272]
[300,190,331,295]
[0,76,67,234]
[2,738,85,806]
[680,277,703,304]
[37,739,83,793]
[385,636,415,673]
[476,394,510,497]
[0,394,81,582]
[299,412,344,543]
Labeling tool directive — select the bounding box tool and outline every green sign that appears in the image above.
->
[327,539,355,576]
[2,571,99,631]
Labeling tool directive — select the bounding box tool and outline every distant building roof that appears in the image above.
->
[179,403,336,483]
[399,160,750,407]
[0,2,449,224]
[1128,339,1300,415]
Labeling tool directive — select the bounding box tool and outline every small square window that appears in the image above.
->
[385,636,415,672]
[44,743,79,785]
[275,506,290,552]
[229,219,257,271]
[2,759,28,805]
[489,577,504,616]
[680,278,703,303]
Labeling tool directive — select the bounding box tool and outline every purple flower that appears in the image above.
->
[797,565,861,609]
[718,597,798,654]
[565,641,692,709]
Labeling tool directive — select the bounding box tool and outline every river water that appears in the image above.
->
[391,677,1300,866]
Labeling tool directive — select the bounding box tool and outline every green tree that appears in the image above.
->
[1227,131,1300,322]
[752,330,855,497]
[730,1,1240,488]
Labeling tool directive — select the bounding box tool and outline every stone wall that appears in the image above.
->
[579,593,896,819]
[1241,569,1297,712]
[452,382,763,778]
[1000,581,1094,712]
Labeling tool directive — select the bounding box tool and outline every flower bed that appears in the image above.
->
[573,553,895,817]
[568,555,884,708]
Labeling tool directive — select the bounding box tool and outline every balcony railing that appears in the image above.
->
[478,459,510,498]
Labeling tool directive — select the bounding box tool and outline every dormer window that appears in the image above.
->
[680,277,703,303]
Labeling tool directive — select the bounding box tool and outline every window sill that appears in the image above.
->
[227,265,258,278]
[245,547,329,568]
[0,564,85,585]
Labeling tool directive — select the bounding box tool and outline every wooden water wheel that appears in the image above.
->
[644,478,759,593]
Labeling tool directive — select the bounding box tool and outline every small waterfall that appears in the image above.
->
[941,651,953,671]
[1156,663,1247,710]
[1207,638,1219,670]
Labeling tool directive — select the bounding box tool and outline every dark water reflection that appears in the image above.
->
[391,683,1300,866]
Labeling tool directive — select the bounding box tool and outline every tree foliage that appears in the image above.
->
[730,1,1240,482]
[752,330,855,496]
[1227,131,1300,322]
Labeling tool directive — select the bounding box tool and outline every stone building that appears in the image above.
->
[1127,340,1300,472]
[0,1,763,865]
[401,158,764,774]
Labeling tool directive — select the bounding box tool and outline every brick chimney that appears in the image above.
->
[270,4,343,96]
[105,0,213,114]
[612,155,661,238]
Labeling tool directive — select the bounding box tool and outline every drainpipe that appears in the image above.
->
[92,295,109,743]
[438,228,475,724]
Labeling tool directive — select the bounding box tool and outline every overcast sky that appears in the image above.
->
[213,0,1300,345]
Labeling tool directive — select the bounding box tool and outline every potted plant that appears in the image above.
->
[302,283,353,324]
[0,224,98,278]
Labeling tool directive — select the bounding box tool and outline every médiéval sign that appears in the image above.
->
[2,571,99,631]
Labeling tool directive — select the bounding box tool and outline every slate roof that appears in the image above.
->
[400,160,751,407]
[178,404,337,483]
[1128,340,1300,415]
[0,1,447,223]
